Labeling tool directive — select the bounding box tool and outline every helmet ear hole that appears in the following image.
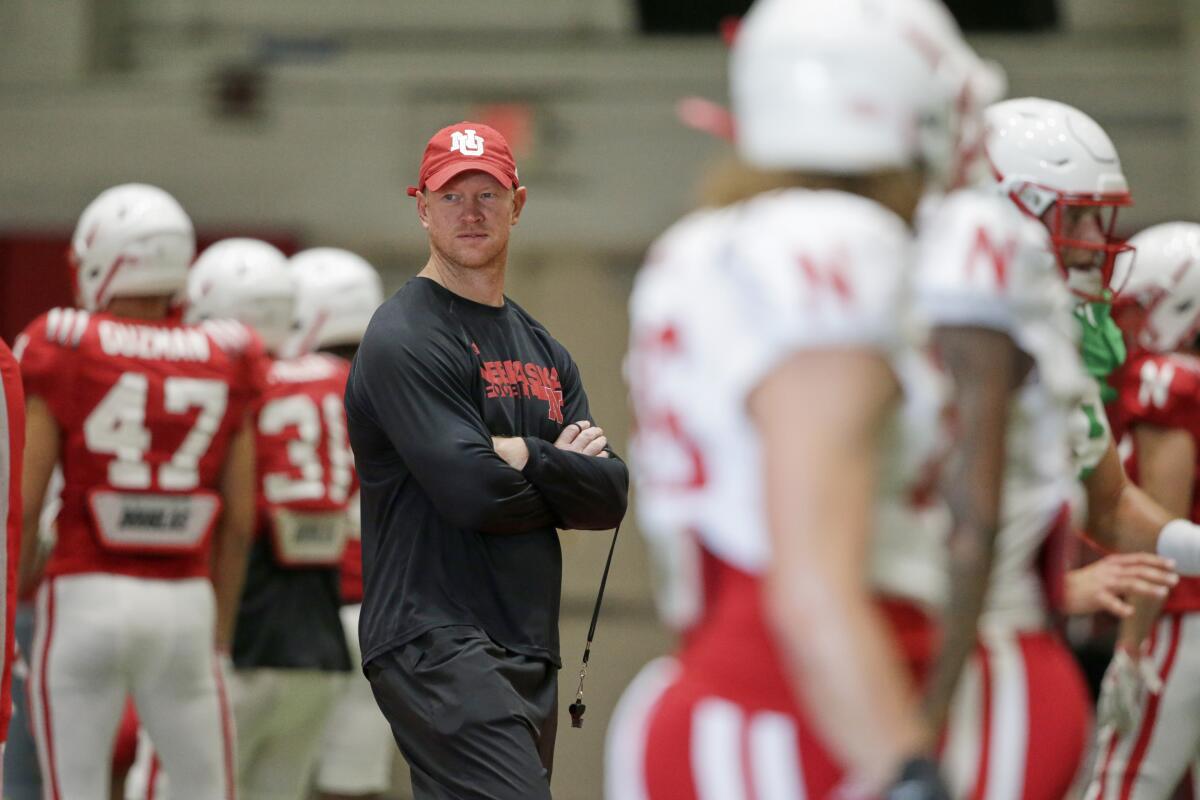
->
[88,267,101,279]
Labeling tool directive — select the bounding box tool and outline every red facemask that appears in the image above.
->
[1004,178,1133,302]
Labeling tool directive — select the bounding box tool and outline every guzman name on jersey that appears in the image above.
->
[98,320,211,362]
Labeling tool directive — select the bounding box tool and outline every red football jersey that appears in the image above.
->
[253,353,356,568]
[15,309,264,581]
[1108,351,1200,612]
[0,338,24,743]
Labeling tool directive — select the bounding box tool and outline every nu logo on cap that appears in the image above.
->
[450,129,485,157]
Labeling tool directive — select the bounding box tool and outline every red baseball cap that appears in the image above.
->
[406,121,520,197]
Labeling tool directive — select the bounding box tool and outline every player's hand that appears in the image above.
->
[1097,645,1162,734]
[491,437,530,470]
[554,420,609,458]
[1063,554,1178,617]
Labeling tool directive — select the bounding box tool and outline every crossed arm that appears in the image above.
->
[495,419,628,531]
[357,332,627,534]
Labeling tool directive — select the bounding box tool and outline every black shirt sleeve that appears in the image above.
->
[519,345,629,531]
[353,321,558,535]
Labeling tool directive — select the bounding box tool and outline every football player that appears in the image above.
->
[0,335,25,784]
[925,98,1200,800]
[2,469,56,800]
[609,0,975,795]
[1086,222,1200,799]
[859,25,1168,798]
[184,239,354,800]
[918,97,1108,797]
[14,184,258,800]
[281,249,392,800]
[983,98,1147,507]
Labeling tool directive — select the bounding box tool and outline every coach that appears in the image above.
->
[344,121,628,800]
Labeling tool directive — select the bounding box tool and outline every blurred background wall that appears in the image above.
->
[1,0,1197,796]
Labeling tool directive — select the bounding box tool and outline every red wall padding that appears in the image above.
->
[0,231,300,345]
[0,235,74,345]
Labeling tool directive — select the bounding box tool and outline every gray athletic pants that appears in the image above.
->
[366,625,559,800]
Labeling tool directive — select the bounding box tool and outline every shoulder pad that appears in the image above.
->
[41,308,92,348]
[916,190,1058,330]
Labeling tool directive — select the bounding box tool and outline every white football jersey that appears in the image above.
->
[912,189,1091,631]
[628,189,939,630]
[869,345,952,610]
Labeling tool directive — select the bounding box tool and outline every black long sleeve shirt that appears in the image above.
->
[345,277,629,667]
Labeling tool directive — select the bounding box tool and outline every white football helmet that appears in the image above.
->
[70,184,195,312]
[900,0,1007,189]
[730,0,974,181]
[284,248,384,357]
[185,238,295,354]
[1111,223,1200,354]
[985,97,1132,299]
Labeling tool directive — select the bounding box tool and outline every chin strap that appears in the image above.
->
[568,524,621,729]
